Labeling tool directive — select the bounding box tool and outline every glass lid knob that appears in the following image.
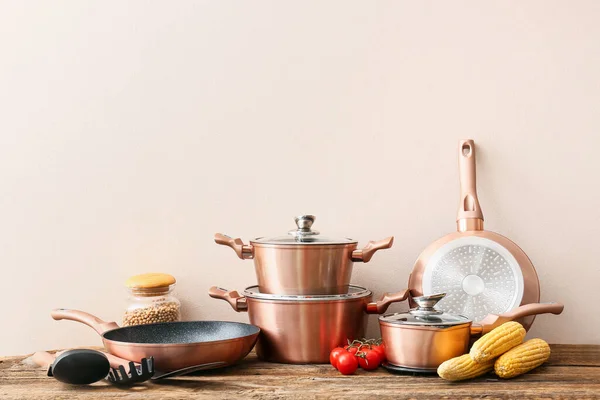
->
[412,293,446,309]
[289,215,320,237]
[409,293,446,317]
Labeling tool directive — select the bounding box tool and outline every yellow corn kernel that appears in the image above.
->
[470,321,526,363]
[438,354,495,381]
[494,338,551,378]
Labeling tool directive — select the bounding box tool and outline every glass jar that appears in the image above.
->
[123,273,181,326]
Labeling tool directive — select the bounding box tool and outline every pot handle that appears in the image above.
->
[214,233,254,260]
[476,302,564,335]
[457,139,484,230]
[351,237,394,263]
[51,309,119,335]
[365,289,410,314]
[208,286,248,312]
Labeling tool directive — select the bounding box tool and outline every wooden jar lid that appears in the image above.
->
[125,273,176,289]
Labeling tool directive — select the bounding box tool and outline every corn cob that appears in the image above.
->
[470,321,526,363]
[437,354,495,381]
[494,338,551,379]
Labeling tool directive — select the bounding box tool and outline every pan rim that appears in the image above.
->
[101,320,260,347]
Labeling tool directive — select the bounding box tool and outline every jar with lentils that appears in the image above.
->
[123,273,181,326]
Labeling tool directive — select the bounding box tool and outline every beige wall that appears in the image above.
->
[1,1,598,356]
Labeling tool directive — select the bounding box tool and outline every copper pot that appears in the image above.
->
[215,215,393,295]
[209,286,407,364]
[375,293,564,372]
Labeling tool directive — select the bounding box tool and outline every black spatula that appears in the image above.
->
[106,356,154,384]
[32,349,109,385]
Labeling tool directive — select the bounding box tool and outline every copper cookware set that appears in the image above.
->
[49,139,562,374]
[210,139,564,369]
[212,215,395,363]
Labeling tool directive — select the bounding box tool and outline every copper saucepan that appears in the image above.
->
[51,309,260,371]
[209,286,407,364]
[215,215,393,295]
[375,293,564,371]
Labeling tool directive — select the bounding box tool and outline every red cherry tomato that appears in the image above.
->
[346,346,360,356]
[357,349,382,370]
[371,344,386,363]
[329,347,347,369]
[336,352,359,375]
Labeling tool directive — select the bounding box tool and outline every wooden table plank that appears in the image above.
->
[1,345,599,399]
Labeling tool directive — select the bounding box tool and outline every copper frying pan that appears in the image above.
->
[51,309,260,372]
[408,140,540,330]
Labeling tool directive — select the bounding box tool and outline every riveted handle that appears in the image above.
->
[208,286,248,312]
[457,139,484,230]
[365,289,410,314]
[352,237,394,262]
[214,233,254,259]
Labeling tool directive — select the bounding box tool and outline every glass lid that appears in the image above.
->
[251,215,357,245]
[243,285,371,301]
[380,293,471,327]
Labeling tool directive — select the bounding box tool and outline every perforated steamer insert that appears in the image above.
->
[408,140,540,330]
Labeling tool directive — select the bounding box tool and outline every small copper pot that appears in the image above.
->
[215,215,393,295]
[209,286,407,364]
[375,293,564,371]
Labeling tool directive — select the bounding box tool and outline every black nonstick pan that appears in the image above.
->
[51,309,260,372]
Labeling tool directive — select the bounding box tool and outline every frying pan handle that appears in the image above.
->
[501,302,564,320]
[477,302,565,335]
[456,139,484,231]
[351,237,394,262]
[214,233,254,260]
[208,287,248,312]
[51,309,119,335]
[32,351,55,369]
[365,289,410,314]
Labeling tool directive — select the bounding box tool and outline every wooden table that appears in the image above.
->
[1,345,598,399]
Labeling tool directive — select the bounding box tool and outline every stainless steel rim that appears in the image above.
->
[378,312,471,327]
[243,285,371,301]
[249,239,358,247]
